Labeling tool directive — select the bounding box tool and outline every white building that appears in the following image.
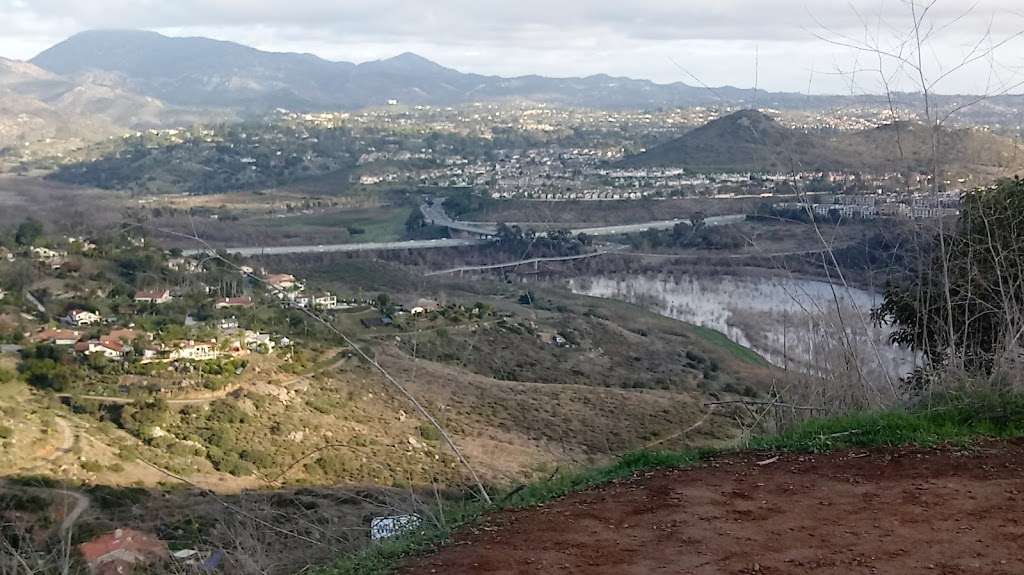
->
[169,341,219,361]
[65,310,101,327]
[134,289,173,305]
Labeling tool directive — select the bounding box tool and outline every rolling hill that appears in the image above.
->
[0,55,221,151]
[620,109,844,172]
[622,109,1024,176]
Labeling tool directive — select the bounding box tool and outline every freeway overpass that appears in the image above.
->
[180,202,744,257]
[421,198,745,238]
[420,201,498,237]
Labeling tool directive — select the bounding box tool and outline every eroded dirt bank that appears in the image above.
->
[403,440,1024,574]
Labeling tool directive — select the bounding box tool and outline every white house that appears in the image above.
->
[313,293,338,310]
[219,317,239,331]
[75,340,125,360]
[65,309,101,327]
[134,289,173,305]
[169,341,219,361]
[31,247,66,268]
[244,331,276,353]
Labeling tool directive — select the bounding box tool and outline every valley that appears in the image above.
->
[1,16,1023,575]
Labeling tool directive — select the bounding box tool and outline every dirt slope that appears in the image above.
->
[403,440,1024,574]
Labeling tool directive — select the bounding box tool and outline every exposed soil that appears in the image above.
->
[403,440,1024,574]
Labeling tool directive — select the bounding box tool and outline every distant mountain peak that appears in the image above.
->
[370,52,452,75]
[390,51,432,63]
[25,30,799,113]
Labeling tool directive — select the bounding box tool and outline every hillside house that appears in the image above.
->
[78,529,168,575]
[64,309,101,327]
[166,257,201,272]
[75,340,125,360]
[313,293,338,310]
[265,274,298,290]
[31,329,81,346]
[169,341,219,361]
[214,296,253,309]
[134,289,173,305]
[411,298,441,315]
[244,330,276,353]
[31,246,66,268]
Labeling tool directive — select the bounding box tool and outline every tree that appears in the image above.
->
[874,178,1024,377]
[14,218,43,246]
[689,211,707,231]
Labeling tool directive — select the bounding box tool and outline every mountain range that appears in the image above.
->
[3,29,1024,154]
[28,30,784,113]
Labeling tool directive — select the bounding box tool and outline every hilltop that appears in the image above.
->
[620,109,841,172]
[622,109,1024,176]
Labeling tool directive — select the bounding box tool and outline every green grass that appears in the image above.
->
[316,392,1024,575]
[691,325,770,367]
[754,392,1024,453]
[257,206,410,244]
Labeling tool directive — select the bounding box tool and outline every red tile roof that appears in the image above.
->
[78,529,167,574]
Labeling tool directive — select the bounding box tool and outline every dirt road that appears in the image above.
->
[403,440,1024,574]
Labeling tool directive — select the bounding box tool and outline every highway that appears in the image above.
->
[570,214,747,236]
[183,237,492,257]
[180,202,745,257]
[420,200,498,236]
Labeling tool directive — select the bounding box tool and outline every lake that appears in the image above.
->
[568,273,918,382]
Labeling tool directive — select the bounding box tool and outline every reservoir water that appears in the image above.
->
[568,273,918,382]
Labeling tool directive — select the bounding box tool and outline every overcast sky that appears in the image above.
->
[3,0,1024,94]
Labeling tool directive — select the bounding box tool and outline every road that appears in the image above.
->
[570,214,747,236]
[425,250,614,276]
[57,488,90,534]
[422,200,746,238]
[181,203,744,257]
[420,201,498,236]
[183,237,492,257]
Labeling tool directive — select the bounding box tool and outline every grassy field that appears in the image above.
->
[319,391,1024,575]
[691,325,770,367]
[153,204,414,248]
[252,206,411,244]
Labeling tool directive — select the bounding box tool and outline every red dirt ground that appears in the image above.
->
[402,440,1024,574]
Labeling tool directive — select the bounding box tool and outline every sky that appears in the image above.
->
[3,0,1024,94]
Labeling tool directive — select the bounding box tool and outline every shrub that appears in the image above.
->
[0,492,49,512]
[418,422,442,442]
[80,460,105,473]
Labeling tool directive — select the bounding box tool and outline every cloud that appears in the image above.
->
[2,0,1023,93]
